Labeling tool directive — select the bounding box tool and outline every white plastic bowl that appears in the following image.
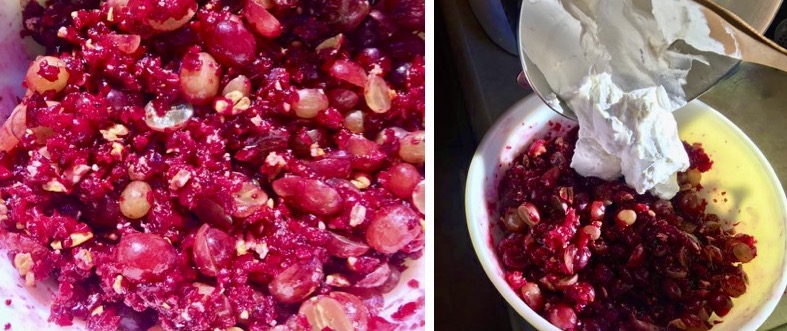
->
[0,2,424,330]
[465,95,787,331]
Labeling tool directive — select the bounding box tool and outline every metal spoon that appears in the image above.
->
[518,0,787,121]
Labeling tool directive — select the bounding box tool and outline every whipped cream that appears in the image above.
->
[520,0,738,198]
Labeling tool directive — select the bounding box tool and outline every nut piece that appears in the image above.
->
[169,169,192,190]
[64,164,91,184]
[349,204,367,227]
[100,124,129,142]
[70,231,94,247]
[43,179,67,193]
[13,253,33,276]
[91,306,104,316]
[325,274,351,287]
[686,168,702,188]
[13,253,35,286]
[351,175,371,190]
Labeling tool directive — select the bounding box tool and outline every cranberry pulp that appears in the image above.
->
[496,128,756,331]
[0,0,425,330]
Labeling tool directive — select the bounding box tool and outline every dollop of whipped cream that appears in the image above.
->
[520,0,738,198]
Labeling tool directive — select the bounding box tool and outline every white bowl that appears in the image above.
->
[465,95,787,331]
[0,2,424,330]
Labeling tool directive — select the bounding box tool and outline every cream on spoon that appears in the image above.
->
[519,0,743,198]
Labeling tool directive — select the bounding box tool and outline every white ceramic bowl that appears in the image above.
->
[0,2,424,330]
[465,95,787,331]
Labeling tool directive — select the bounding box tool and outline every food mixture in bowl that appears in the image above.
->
[496,127,756,331]
[0,0,425,330]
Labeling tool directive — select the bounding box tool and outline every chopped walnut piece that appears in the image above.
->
[70,232,94,247]
[99,124,129,142]
[113,275,124,294]
[169,169,192,190]
[13,253,35,286]
[349,204,366,227]
[351,175,371,190]
[43,179,67,193]
[326,274,351,287]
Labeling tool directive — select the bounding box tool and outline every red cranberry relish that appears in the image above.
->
[497,128,756,331]
[0,0,425,330]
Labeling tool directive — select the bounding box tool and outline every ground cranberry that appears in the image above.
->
[192,224,235,277]
[116,233,178,282]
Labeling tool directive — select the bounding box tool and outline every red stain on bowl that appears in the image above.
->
[407,279,419,288]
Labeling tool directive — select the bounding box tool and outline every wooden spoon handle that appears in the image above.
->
[693,0,787,71]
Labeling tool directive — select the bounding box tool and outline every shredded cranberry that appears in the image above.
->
[497,128,756,331]
[1,1,425,330]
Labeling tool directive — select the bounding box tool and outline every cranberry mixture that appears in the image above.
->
[0,0,425,330]
[497,128,756,331]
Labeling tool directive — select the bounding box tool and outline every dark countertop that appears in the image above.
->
[435,4,511,330]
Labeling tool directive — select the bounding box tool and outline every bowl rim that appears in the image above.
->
[464,94,787,331]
